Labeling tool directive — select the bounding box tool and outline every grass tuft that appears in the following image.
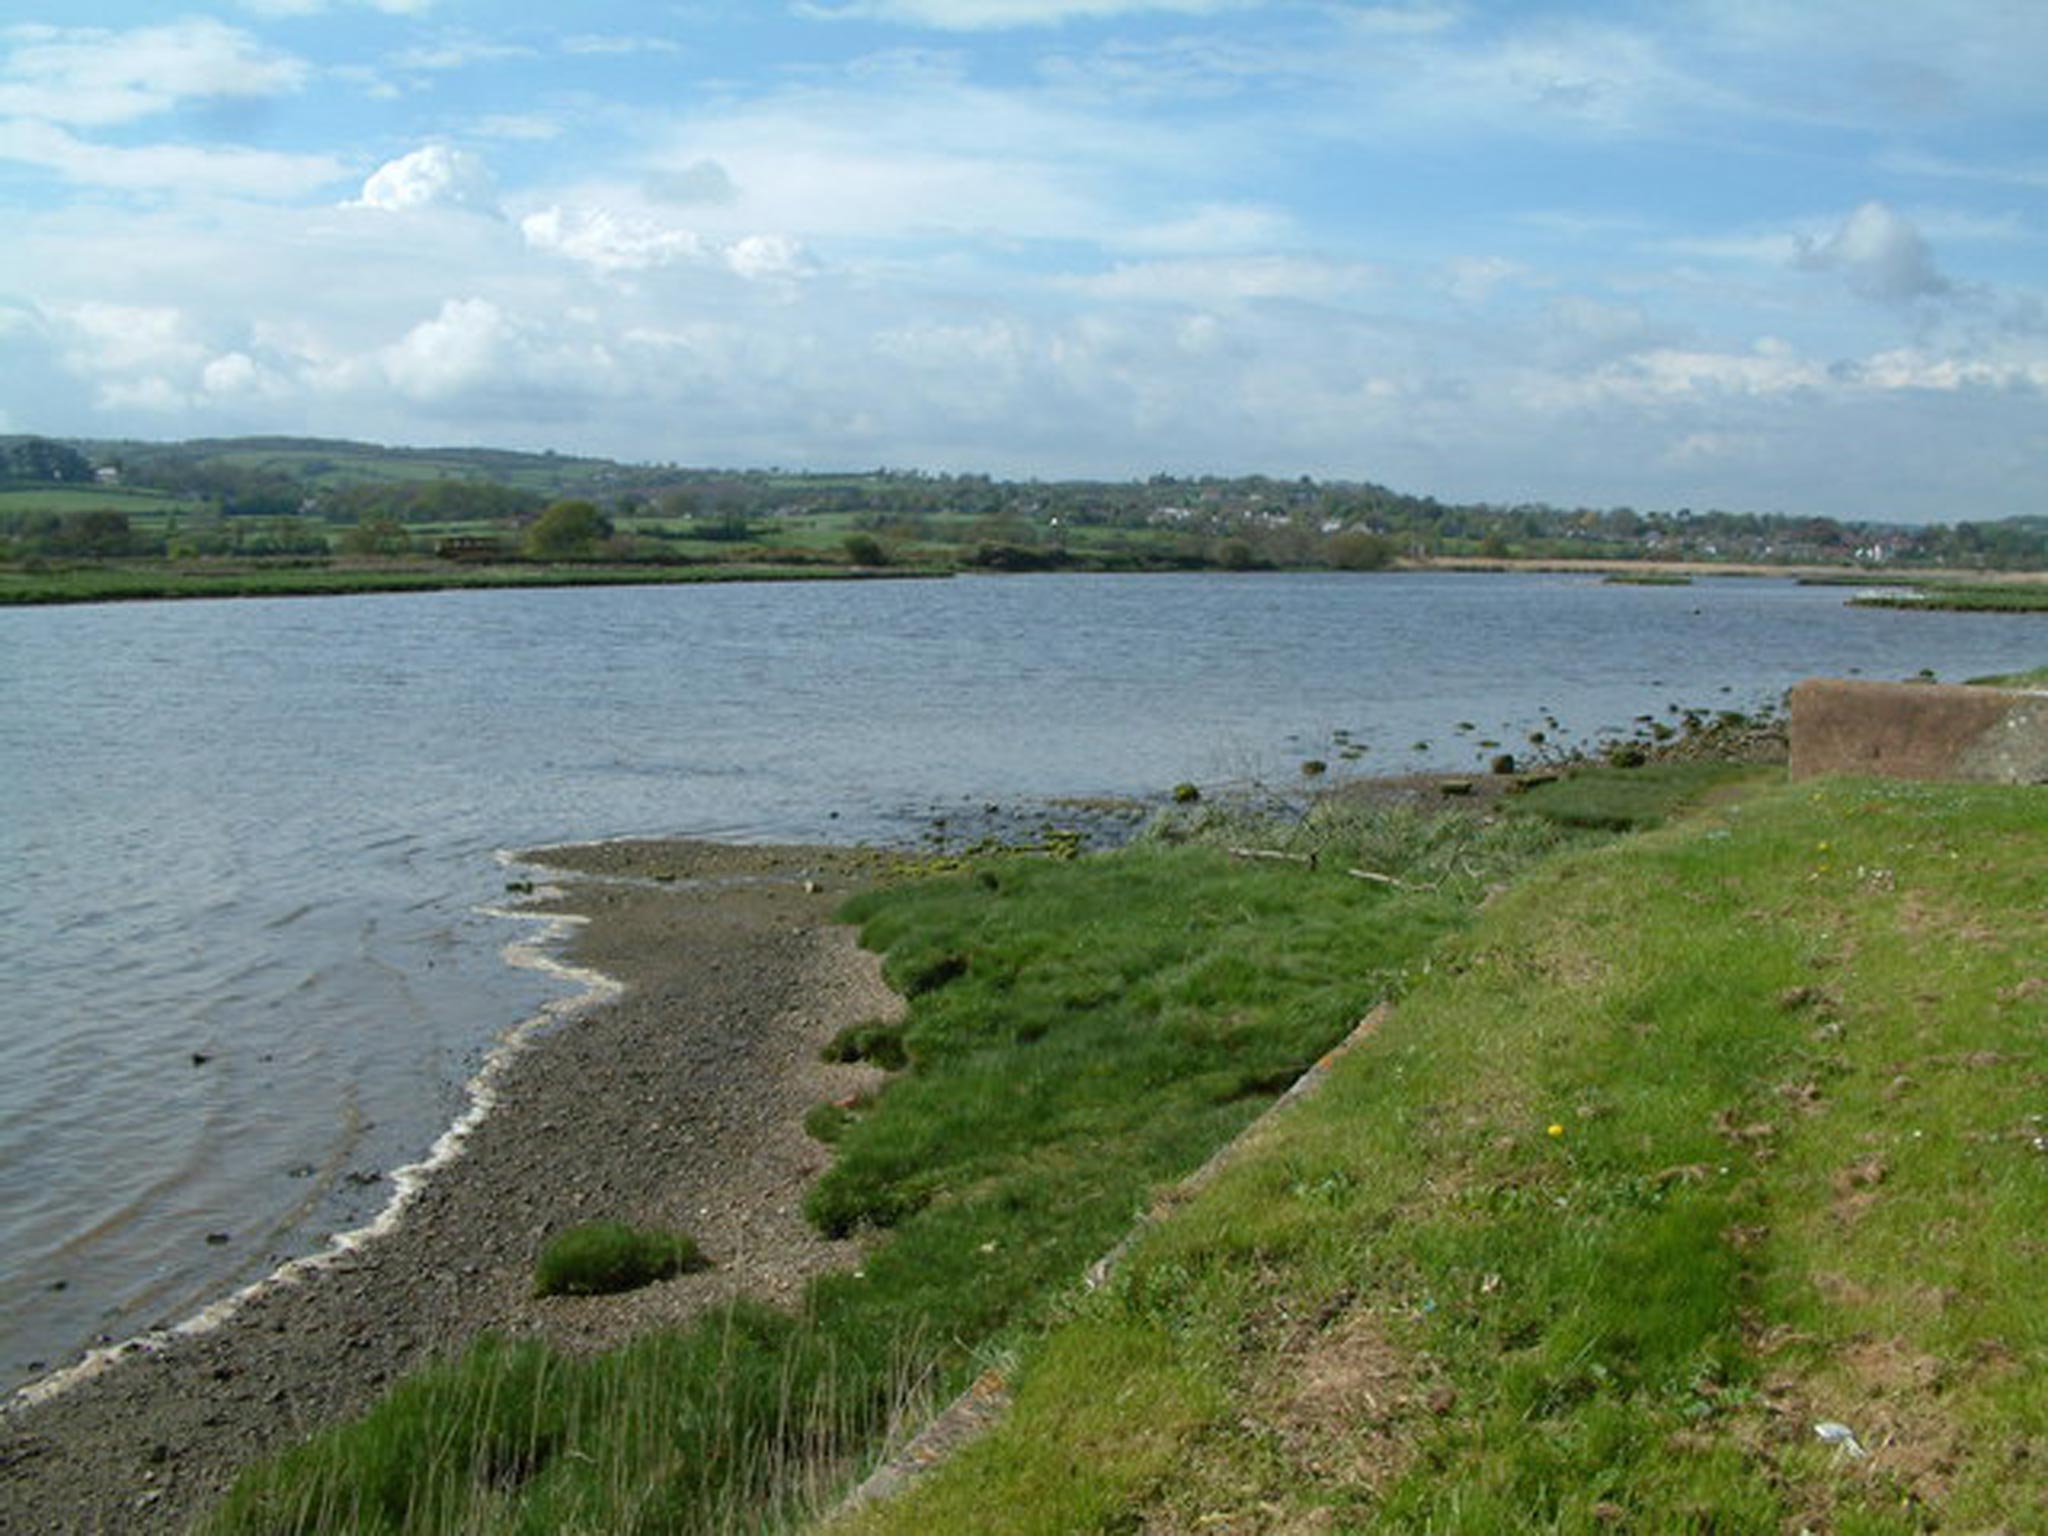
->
[532,1222,707,1299]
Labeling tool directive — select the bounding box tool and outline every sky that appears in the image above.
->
[0,2,2043,523]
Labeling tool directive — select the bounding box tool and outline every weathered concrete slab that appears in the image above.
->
[1789,677,2048,784]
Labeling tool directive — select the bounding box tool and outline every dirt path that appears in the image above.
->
[0,842,901,1534]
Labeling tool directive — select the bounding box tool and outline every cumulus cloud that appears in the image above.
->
[58,301,208,375]
[521,206,705,273]
[201,350,299,400]
[1795,201,1949,303]
[0,19,308,128]
[520,206,812,284]
[726,233,811,281]
[354,145,500,215]
[378,298,517,400]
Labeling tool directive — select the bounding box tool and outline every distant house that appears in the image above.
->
[95,466,121,485]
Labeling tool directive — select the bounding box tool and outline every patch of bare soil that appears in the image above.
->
[1260,1304,1433,1494]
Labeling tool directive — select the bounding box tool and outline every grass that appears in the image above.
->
[1848,584,2048,614]
[532,1223,707,1299]
[838,776,2047,1533]
[206,818,1574,1534]
[0,484,201,514]
[1968,665,2048,688]
[1507,761,1763,831]
[0,560,927,605]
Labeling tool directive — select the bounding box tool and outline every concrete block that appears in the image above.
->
[1788,677,2048,784]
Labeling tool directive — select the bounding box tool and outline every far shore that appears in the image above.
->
[0,841,904,1533]
[4,554,2044,608]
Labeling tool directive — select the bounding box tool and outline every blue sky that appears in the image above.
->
[1,2,2042,522]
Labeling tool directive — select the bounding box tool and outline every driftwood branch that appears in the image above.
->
[1227,846,1317,868]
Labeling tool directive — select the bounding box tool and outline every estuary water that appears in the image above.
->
[0,571,2035,1390]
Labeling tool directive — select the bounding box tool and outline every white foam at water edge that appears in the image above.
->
[5,852,621,1415]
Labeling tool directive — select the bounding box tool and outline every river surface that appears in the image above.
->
[0,571,2035,1389]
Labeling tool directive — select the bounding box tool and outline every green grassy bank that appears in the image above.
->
[841,776,2047,1534]
[1846,583,2048,614]
[207,795,1598,1533]
[0,560,929,605]
[201,769,2043,1532]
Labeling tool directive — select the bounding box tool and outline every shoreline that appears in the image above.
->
[5,878,620,1417]
[0,840,903,1532]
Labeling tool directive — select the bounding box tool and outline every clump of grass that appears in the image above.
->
[1148,791,1587,898]
[533,1222,707,1298]
[1967,664,2048,688]
[1850,584,2048,613]
[1508,760,1758,831]
[822,1021,910,1070]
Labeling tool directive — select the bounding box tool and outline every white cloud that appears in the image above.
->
[1877,149,2048,192]
[797,0,1248,30]
[1119,203,1294,255]
[646,158,740,206]
[561,35,684,57]
[1854,346,2048,393]
[0,19,308,128]
[0,119,347,198]
[1795,201,1949,303]
[1440,256,1531,306]
[379,298,517,400]
[58,301,208,375]
[476,113,563,142]
[1067,255,1378,306]
[97,375,191,413]
[201,350,290,399]
[522,206,705,273]
[726,233,811,281]
[372,298,629,412]
[234,0,439,11]
[390,38,536,72]
[354,145,500,215]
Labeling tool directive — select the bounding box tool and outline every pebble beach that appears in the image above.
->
[0,842,902,1533]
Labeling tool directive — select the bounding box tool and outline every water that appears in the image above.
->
[0,572,2034,1388]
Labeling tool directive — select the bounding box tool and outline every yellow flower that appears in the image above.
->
[1547,1123,1565,1138]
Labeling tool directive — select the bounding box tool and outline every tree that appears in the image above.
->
[1215,537,1258,570]
[1326,530,1395,570]
[340,516,412,558]
[525,499,613,559]
[842,532,888,567]
[7,438,92,483]
[50,510,135,557]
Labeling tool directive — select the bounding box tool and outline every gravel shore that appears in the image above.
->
[0,841,903,1533]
